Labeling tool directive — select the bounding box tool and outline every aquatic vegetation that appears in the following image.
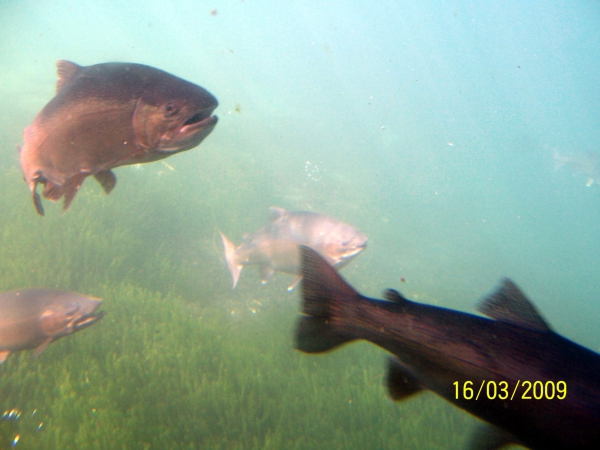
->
[0,284,475,449]
[0,162,475,450]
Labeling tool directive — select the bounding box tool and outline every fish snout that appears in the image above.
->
[159,113,218,153]
[72,309,105,332]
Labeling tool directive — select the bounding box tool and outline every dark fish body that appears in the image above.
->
[295,247,600,449]
[19,60,218,215]
[220,207,367,290]
[0,289,104,362]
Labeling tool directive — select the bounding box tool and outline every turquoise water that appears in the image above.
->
[0,1,599,448]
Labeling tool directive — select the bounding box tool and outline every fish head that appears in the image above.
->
[322,225,368,268]
[133,77,218,157]
[39,293,104,340]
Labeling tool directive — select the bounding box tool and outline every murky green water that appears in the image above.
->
[1,1,599,448]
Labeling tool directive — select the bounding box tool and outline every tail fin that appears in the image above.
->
[295,246,360,353]
[219,232,242,289]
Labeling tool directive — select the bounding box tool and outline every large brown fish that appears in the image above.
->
[0,289,104,363]
[295,247,600,450]
[220,207,367,290]
[19,60,218,215]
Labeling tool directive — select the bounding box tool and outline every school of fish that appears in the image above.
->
[3,58,598,450]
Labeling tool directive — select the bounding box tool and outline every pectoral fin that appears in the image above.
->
[62,173,87,212]
[287,275,303,292]
[42,181,64,202]
[260,265,275,285]
[32,185,45,216]
[33,338,53,357]
[0,351,10,363]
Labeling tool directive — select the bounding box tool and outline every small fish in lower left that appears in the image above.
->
[0,289,104,363]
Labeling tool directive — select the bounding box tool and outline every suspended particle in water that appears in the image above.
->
[304,161,324,183]
[12,434,19,447]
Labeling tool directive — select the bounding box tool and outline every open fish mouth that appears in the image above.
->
[160,112,218,152]
[339,242,368,260]
[72,310,105,332]
[180,111,218,134]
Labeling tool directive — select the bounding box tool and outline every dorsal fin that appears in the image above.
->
[384,289,410,303]
[56,60,82,93]
[268,207,287,222]
[478,278,551,332]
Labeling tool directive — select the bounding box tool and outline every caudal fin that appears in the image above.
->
[295,246,360,353]
[219,232,242,289]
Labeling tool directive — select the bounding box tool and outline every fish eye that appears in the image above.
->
[164,103,179,117]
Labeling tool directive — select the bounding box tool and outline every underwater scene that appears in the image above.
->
[1,0,599,449]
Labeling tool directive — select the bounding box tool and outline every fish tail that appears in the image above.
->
[295,246,359,353]
[219,232,242,289]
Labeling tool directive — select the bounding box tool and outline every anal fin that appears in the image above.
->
[94,170,117,194]
[386,357,423,401]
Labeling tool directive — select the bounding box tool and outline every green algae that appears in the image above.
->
[0,164,481,450]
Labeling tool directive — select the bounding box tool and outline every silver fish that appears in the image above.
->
[0,289,104,363]
[220,207,367,290]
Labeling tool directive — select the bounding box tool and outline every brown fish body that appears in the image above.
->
[0,289,104,363]
[20,61,218,215]
[220,207,367,290]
